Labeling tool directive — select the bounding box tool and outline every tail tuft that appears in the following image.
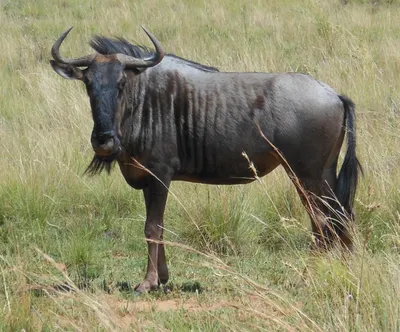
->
[335,95,362,221]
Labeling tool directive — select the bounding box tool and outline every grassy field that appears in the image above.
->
[1,0,400,330]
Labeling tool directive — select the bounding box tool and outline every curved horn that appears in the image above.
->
[51,27,95,66]
[116,26,165,69]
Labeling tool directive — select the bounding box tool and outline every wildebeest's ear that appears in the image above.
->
[50,60,84,80]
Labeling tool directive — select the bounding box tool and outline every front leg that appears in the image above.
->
[143,186,169,285]
[135,175,171,294]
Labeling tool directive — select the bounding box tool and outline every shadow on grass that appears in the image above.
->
[107,280,204,295]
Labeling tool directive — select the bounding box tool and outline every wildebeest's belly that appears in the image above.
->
[173,150,281,185]
[173,175,256,185]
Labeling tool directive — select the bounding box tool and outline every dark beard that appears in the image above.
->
[84,153,118,176]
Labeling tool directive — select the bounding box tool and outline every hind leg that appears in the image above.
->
[281,155,337,248]
[292,165,352,250]
[323,161,353,250]
[292,174,332,249]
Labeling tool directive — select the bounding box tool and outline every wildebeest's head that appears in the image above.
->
[50,27,164,173]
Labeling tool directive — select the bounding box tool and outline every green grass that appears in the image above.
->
[1,0,400,330]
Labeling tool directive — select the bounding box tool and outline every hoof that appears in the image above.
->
[134,280,158,295]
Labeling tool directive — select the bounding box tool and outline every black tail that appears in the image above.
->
[335,95,362,220]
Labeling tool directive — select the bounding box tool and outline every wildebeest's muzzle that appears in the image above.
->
[91,130,121,158]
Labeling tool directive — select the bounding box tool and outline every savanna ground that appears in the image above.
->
[1,0,400,330]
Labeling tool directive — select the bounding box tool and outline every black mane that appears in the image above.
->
[167,54,219,72]
[90,36,219,72]
[90,36,154,59]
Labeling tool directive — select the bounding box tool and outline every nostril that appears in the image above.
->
[93,131,115,145]
[97,136,108,145]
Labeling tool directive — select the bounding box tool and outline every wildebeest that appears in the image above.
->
[50,27,361,294]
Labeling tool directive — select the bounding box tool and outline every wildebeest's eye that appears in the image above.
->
[84,76,93,89]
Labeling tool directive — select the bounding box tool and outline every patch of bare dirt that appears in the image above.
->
[101,294,235,313]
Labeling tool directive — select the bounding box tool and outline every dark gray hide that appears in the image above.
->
[50,27,361,294]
